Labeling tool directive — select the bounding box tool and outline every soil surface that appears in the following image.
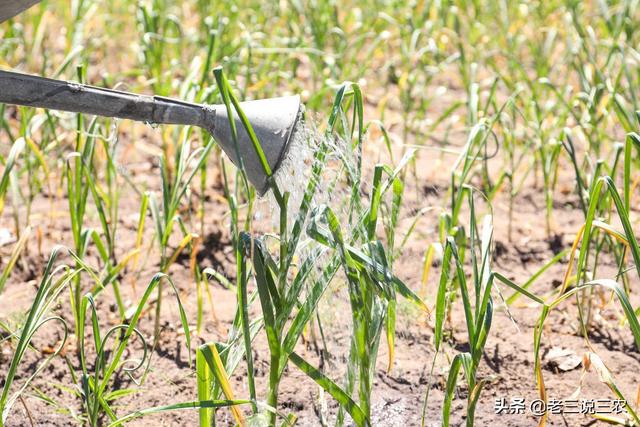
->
[2,84,640,427]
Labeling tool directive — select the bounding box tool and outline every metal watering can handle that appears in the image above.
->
[0,0,42,23]
[0,70,214,128]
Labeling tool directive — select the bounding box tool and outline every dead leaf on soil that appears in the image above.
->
[0,227,15,247]
[546,346,582,372]
[41,337,71,357]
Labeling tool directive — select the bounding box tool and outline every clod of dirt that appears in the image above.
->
[545,347,582,372]
[546,233,564,255]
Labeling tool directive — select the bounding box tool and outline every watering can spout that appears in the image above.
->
[0,69,303,196]
[209,95,302,195]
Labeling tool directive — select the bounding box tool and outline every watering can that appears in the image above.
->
[0,0,302,195]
